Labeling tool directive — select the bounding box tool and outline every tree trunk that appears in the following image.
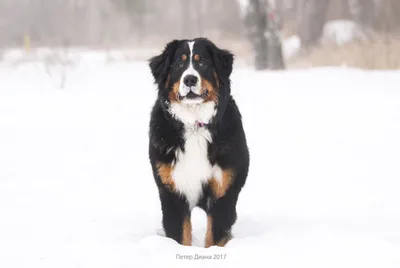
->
[239,0,268,70]
[298,0,330,50]
[239,0,286,70]
[349,0,377,29]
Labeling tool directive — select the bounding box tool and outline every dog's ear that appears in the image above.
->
[209,43,234,80]
[148,40,181,85]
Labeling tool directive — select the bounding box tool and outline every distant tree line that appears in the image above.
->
[0,0,244,48]
[1,0,400,70]
[282,0,400,50]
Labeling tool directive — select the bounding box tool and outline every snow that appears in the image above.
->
[1,56,400,268]
[283,35,301,59]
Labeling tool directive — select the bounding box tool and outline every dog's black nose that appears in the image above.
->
[183,75,198,87]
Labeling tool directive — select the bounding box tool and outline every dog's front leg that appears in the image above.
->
[159,188,192,246]
[205,191,237,248]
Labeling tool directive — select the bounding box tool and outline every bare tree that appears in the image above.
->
[298,0,331,50]
[238,0,285,70]
[242,0,269,69]
[349,0,378,30]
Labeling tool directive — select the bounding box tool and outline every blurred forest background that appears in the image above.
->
[0,0,399,70]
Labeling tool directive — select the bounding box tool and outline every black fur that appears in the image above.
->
[148,38,249,246]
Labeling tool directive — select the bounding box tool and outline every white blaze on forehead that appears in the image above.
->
[188,41,195,58]
[179,41,201,97]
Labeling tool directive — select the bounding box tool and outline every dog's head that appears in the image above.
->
[149,38,234,123]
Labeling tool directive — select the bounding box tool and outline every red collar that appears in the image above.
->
[195,121,207,128]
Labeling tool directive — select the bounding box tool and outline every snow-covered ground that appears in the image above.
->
[1,57,400,268]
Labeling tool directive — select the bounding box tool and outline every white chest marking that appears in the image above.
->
[171,127,221,209]
[169,102,216,126]
[169,81,220,209]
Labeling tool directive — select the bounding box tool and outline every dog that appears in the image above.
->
[148,38,249,247]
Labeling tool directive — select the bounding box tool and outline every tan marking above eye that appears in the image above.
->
[194,54,200,61]
[181,54,187,61]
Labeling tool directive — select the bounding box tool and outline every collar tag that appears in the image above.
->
[194,120,207,131]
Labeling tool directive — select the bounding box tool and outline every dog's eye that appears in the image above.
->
[177,62,184,68]
[198,61,206,67]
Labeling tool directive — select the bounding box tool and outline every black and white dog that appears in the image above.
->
[148,38,249,247]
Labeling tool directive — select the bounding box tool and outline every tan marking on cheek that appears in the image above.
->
[182,216,192,246]
[181,54,187,61]
[213,71,220,89]
[168,81,180,102]
[165,74,171,88]
[201,78,218,102]
[205,215,213,248]
[209,169,234,199]
[194,54,200,61]
[156,162,175,191]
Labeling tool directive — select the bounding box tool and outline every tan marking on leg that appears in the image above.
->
[205,215,214,248]
[182,216,192,246]
[216,237,229,247]
[205,216,231,248]
[209,169,234,199]
[156,162,175,191]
